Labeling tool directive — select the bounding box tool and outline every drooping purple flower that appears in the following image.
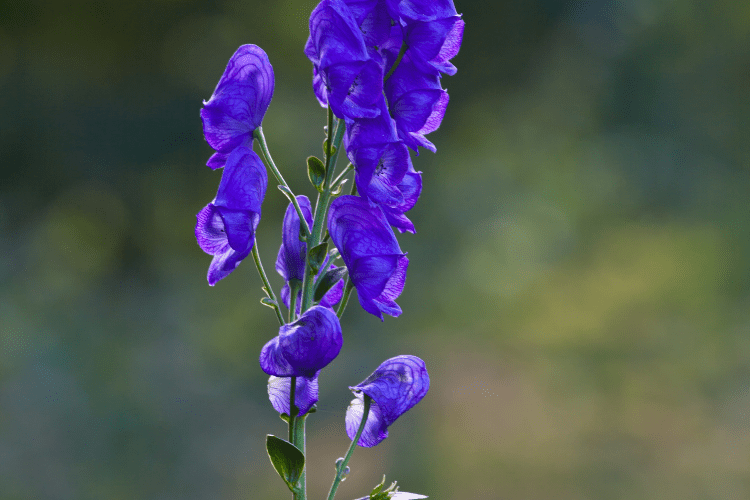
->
[385,53,449,153]
[380,164,422,234]
[328,195,408,320]
[268,374,319,417]
[345,355,429,447]
[259,305,343,378]
[403,15,464,77]
[305,0,383,119]
[275,196,344,313]
[201,44,274,169]
[195,146,268,285]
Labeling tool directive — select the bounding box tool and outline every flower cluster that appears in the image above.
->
[195,45,275,285]
[307,0,463,319]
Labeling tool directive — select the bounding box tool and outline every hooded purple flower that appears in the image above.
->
[328,195,408,320]
[305,0,383,119]
[259,305,343,378]
[195,146,268,285]
[201,44,274,169]
[276,196,344,313]
[346,355,429,447]
[268,374,319,417]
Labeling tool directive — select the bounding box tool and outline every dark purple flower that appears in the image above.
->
[380,164,422,234]
[403,15,464,77]
[195,146,267,285]
[259,305,343,378]
[201,44,274,168]
[305,0,384,119]
[345,355,429,447]
[275,196,344,313]
[276,195,314,284]
[328,195,408,320]
[268,374,319,417]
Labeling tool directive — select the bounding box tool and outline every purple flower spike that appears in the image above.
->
[195,146,268,285]
[345,355,429,447]
[259,306,343,378]
[328,196,408,320]
[268,374,319,417]
[201,44,274,158]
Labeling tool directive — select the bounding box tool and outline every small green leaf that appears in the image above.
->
[314,267,348,302]
[266,435,305,493]
[308,242,328,274]
[331,178,348,195]
[307,156,326,193]
[260,297,278,309]
[278,184,294,201]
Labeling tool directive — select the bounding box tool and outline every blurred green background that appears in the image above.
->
[2,0,749,498]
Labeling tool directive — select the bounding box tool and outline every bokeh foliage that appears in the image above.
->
[1,0,749,499]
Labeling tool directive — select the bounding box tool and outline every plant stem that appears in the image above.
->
[326,395,371,500]
[254,126,311,236]
[251,243,284,326]
[384,41,408,82]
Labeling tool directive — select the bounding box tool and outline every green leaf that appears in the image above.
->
[314,267,348,302]
[307,156,326,193]
[260,297,278,309]
[266,435,305,493]
[308,242,328,274]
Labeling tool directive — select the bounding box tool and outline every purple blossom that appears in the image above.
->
[403,15,464,77]
[259,305,343,378]
[305,0,383,119]
[195,146,267,285]
[380,164,422,234]
[275,196,344,313]
[328,195,408,320]
[201,44,274,169]
[345,355,429,447]
[268,374,319,417]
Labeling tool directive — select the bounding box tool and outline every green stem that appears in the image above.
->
[326,395,371,500]
[288,280,301,323]
[251,243,284,326]
[384,41,408,82]
[331,163,353,189]
[292,415,307,500]
[254,127,311,236]
[300,113,346,314]
[336,279,355,319]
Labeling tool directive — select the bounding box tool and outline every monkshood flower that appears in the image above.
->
[276,196,344,312]
[346,355,429,447]
[380,163,422,234]
[195,146,268,285]
[384,53,449,153]
[328,195,408,320]
[402,14,464,77]
[201,44,274,170]
[305,0,383,119]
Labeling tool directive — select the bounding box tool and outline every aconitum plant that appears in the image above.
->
[195,1,463,498]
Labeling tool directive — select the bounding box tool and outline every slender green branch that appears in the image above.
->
[254,126,311,236]
[384,41,408,82]
[292,415,307,500]
[336,279,355,319]
[331,163,353,189]
[251,243,284,326]
[288,376,297,442]
[326,395,371,500]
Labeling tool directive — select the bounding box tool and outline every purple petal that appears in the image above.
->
[268,374,319,417]
[397,0,458,21]
[275,196,313,283]
[259,306,343,377]
[328,196,407,319]
[344,97,400,150]
[306,0,369,69]
[350,142,410,207]
[405,16,464,76]
[345,355,429,446]
[195,204,256,286]
[321,59,382,119]
[214,146,268,213]
[390,88,448,153]
[201,45,274,153]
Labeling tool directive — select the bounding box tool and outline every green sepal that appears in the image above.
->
[260,297,278,309]
[307,156,326,193]
[314,267,348,302]
[308,242,328,274]
[266,434,305,493]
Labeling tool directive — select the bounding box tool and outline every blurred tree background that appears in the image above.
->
[1,0,749,498]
